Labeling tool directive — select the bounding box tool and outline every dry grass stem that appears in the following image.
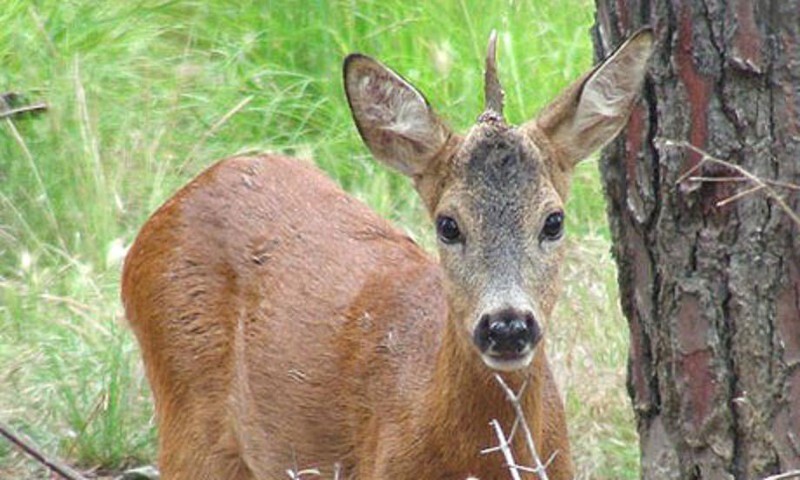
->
[762,471,800,480]
[662,138,800,227]
[28,5,59,57]
[74,58,105,190]
[179,95,254,173]
[40,294,96,315]
[1,98,65,251]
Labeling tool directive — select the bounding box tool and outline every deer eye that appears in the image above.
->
[436,215,463,244]
[541,211,564,241]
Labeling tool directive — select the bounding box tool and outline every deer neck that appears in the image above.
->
[415,311,546,457]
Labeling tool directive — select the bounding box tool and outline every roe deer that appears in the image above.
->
[122,29,653,479]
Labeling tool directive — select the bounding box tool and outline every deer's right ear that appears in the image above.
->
[344,54,452,177]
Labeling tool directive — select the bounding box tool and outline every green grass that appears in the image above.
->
[0,0,637,478]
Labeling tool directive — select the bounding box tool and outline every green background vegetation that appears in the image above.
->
[0,1,637,478]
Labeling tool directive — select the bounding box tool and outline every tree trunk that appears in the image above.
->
[592,1,800,478]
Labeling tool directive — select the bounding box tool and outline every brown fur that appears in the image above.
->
[122,30,653,480]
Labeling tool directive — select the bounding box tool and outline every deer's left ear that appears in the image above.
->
[527,28,654,167]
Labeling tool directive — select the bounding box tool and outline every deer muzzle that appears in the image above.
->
[473,308,541,370]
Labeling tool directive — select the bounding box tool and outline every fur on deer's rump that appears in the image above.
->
[122,29,653,480]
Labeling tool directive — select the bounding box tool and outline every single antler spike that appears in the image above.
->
[483,29,505,118]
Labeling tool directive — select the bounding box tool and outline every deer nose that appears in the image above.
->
[473,309,541,357]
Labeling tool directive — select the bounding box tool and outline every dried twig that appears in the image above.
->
[0,103,48,119]
[686,176,800,190]
[0,422,88,480]
[661,138,800,227]
[286,463,342,479]
[286,467,322,479]
[483,419,523,480]
[493,374,551,480]
[482,374,554,480]
[762,471,800,480]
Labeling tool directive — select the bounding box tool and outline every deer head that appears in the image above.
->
[344,29,653,372]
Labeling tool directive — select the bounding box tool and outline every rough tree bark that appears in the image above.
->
[592,1,800,479]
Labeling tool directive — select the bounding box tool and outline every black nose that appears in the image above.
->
[473,309,541,356]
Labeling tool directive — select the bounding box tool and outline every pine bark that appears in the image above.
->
[592,1,800,478]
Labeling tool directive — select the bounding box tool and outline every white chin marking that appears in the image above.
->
[480,351,534,372]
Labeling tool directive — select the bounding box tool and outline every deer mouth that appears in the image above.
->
[480,349,535,372]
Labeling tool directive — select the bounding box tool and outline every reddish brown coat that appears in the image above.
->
[122,30,653,480]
